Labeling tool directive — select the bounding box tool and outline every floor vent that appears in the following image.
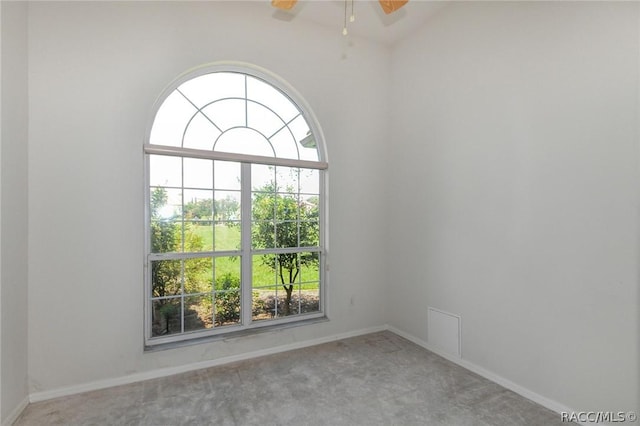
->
[427,307,461,358]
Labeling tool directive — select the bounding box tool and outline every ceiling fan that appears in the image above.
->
[271,0,409,15]
[272,0,409,35]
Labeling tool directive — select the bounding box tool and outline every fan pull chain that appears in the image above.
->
[343,0,355,36]
[343,0,348,35]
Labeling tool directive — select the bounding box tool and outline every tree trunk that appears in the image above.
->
[284,284,293,316]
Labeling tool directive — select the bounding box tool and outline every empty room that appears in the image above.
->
[1,1,638,424]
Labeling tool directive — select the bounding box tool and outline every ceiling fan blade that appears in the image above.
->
[271,0,298,10]
[378,0,408,14]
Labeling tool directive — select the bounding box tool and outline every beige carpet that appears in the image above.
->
[15,331,562,425]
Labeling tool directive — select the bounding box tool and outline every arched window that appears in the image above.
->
[144,63,327,346]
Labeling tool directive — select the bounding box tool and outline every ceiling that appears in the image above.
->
[266,0,447,46]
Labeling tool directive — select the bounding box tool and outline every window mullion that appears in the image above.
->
[144,144,328,171]
[145,66,326,347]
[241,163,253,326]
[181,158,186,333]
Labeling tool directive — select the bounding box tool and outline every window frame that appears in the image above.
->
[143,62,328,348]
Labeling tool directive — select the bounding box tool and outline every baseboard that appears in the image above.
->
[386,325,584,424]
[1,395,29,426]
[27,323,584,426]
[29,324,387,403]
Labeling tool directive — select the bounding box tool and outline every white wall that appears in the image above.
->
[19,0,640,414]
[389,2,639,411]
[27,1,390,393]
[1,2,3,418]
[0,0,29,423]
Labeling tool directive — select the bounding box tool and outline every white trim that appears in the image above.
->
[144,61,329,347]
[385,325,584,424]
[29,325,386,403]
[1,396,28,426]
[144,144,328,170]
[144,60,328,165]
[240,163,252,327]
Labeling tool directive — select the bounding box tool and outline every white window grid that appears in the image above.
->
[144,64,327,347]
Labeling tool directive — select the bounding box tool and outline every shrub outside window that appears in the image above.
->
[144,63,327,347]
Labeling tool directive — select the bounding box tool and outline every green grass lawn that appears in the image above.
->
[188,224,319,291]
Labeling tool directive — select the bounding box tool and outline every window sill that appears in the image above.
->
[144,316,329,352]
